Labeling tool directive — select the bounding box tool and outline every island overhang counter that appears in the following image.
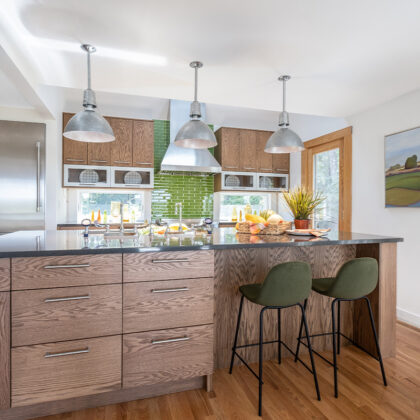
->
[0,229,402,420]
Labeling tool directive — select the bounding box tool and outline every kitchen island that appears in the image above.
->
[0,229,402,420]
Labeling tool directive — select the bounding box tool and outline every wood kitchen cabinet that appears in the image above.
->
[256,130,273,172]
[110,118,133,166]
[215,127,289,175]
[133,120,154,167]
[0,291,10,409]
[215,127,241,171]
[62,113,88,165]
[272,153,290,173]
[87,116,112,165]
[239,129,257,171]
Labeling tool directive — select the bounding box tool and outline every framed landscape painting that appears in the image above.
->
[385,126,420,207]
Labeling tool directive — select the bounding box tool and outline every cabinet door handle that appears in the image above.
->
[44,295,90,303]
[91,159,108,163]
[114,160,130,164]
[151,259,189,264]
[135,162,152,165]
[260,168,271,170]
[45,348,90,358]
[151,287,189,293]
[43,263,90,269]
[124,184,143,187]
[79,183,97,186]
[243,167,255,170]
[151,337,190,345]
[66,158,85,162]
[224,166,238,169]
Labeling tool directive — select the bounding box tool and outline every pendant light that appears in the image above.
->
[63,44,115,143]
[174,61,217,149]
[265,75,304,153]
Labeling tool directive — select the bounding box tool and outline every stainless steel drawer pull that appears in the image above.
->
[224,166,239,169]
[151,287,189,293]
[91,159,108,163]
[114,160,130,164]
[151,259,189,264]
[151,337,190,345]
[66,158,85,162]
[135,161,152,165]
[243,167,255,170]
[44,295,90,303]
[43,263,90,269]
[44,348,90,358]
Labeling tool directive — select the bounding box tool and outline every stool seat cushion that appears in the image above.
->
[312,257,378,299]
[312,277,335,295]
[239,261,312,307]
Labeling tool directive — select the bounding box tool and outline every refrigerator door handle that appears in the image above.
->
[36,141,41,212]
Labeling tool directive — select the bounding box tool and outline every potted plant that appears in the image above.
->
[283,186,325,229]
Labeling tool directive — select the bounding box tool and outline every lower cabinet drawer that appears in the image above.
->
[123,277,214,333]
[12,284,122,346]
[123,324,213,388]
[12,335,122,407]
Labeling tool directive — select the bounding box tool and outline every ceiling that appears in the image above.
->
[2,0,420,117]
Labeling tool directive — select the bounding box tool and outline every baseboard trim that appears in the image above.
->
[397,307,420,329]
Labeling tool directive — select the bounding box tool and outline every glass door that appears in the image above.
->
[313,148,340,233]
[301,127,352,232]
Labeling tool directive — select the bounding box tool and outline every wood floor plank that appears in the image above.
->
[36,324,420,420]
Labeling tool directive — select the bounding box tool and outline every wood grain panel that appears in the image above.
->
[1,377,204,420]
[239,129,257,171]
[123,325,213,388]
[215,128,240,171]
[123,250,214,282]
[256,131,273,172]
[11,254,122,290]
[87,128,111,166]
[0,292,10,409]
[123,277,213,333]
[272,153,290,173]
[132,120,154,167]
[62,113,88,165]
[12,335,121,407]
[110,118,133,166]
[354,242,397,358]
[214,245,356,368]
[0,258,10,291]
[12,284,122,346]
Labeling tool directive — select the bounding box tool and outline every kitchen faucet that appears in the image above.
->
[120,202,125,233]
[175,202,183,232]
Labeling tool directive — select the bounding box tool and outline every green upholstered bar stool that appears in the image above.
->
[229,261,321,417]
[295,257,387,398]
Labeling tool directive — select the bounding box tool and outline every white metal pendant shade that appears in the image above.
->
[64,45,115,143]
[174,62,217,149]
[265,75,304,154]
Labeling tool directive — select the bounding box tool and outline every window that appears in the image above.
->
[218,192,271,222]
[77,191,145,223]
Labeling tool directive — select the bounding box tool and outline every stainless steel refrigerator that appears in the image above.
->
[0,120,46,233]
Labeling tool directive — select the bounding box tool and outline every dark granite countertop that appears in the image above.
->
[0,229,403,258]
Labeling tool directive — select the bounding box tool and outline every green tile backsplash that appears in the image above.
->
[152,120,214,219]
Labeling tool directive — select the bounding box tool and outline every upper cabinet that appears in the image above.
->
[215,127,241,171]
[132,120,154,168]
[62,113,88,165]
[110,118,133,167]
[88,116,111,166]
[215,127,289,174]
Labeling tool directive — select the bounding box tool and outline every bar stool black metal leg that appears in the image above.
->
[331,299,339,398]
[337,300,341,355]
[298,303,321,401]
[229,295,245,374]
[277,308,281,364]
[294,298,308,362]
[364,297,388,386]
[258,308,266,417]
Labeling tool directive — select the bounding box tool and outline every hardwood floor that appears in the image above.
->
[37,322,420,420]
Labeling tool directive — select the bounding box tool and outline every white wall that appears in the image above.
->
[348,89,420,328]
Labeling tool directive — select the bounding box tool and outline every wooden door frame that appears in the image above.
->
[301,127,352,232]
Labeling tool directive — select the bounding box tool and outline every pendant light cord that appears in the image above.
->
[194,66,198,102]
[87,49,92,90]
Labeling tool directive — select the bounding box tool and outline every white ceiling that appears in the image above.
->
[2,0,420,117]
